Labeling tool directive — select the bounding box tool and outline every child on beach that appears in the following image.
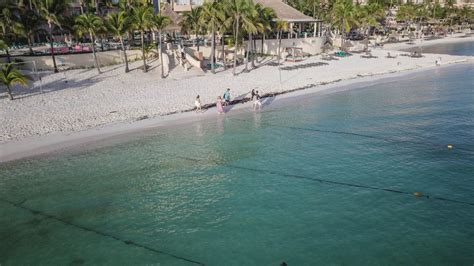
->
[195,95,202,113]
[251,89,256,101]
[216,96,225,114]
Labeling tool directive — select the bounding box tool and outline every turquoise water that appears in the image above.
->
[1,64,474,265]
[406,41,474,56]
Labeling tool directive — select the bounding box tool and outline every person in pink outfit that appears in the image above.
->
[216,96,225,114]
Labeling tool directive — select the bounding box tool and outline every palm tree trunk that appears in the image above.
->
[221,34,226,70]
[28,34,34,55]
[95,0,100,15]
[244,34,250,72]
[277,30,282,65]
[90,33,101,73]
[211,29,215,74]
[5,49,11,63]
[120,37,129,73]
[80,0,84,14]
[261,34,264,55]
[6,85,13,100]
[141,31,147,72]
[49,25,59,73]
[159,31,165,78]
[233,17,239,76]
[196,33,200,51]
[277,30,282,83]
[251,34,256,68]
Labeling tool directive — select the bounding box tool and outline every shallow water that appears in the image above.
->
[1,64,474,265]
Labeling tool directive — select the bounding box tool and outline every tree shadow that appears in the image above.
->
[101,64,125,73]
[234,57,278,76]
[280,62,328,71]
[7,73,107,100]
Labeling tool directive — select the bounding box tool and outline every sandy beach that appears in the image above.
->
[1,34,473,161]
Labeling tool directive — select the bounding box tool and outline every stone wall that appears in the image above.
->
[194,36,326,59]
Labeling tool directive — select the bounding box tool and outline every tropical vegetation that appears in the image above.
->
[0,63,30,100]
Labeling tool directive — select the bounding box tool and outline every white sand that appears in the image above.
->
[1,35,473,161]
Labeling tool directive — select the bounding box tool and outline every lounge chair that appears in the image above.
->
[361,51,377,59]
[334,51,349,57]
[321,53,338,61]
[386,52,397,59]
[409,51,423,58]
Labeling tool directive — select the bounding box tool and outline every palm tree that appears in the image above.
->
[217,5,233,71]
[0,63,30,100]
[130,5,153,72]
[106,11,131,73]
[443,0,456,32]
[181,7,202,51]
[397,4,416,25]
[307,0,322,19]
[38,0,72,73]
[0,8,24,63]
[458,6,473,24]
[201,1,225,74]
[356,3,383,37]
[74,13,105,73]
[331,0,357,39]
[226,0,255,76]
[151,14,171,78]
[255,4,275,59]
[275,19,288,66]
[240,3,260,72]
[18,9,43,55]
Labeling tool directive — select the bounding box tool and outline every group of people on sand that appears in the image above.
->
[194,88,262,114]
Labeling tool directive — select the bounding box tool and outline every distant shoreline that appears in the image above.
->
[383,33,474,51]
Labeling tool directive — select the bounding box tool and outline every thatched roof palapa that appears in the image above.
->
[254,0,321,23]
[161,3,182,32]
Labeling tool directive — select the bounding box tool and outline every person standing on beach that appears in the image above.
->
[216,96,225,114]
[223,88,231,106]
[180,45,186,60]
[251,89,256,101]
[253,90,262,110]
[195,95,202,113]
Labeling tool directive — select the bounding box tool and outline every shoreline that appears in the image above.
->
[382,32,474,50]
[1,60,472,163]
[1,35,473,162]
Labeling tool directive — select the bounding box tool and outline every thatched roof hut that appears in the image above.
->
[254,0,320,23]
[161,3,182,32]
